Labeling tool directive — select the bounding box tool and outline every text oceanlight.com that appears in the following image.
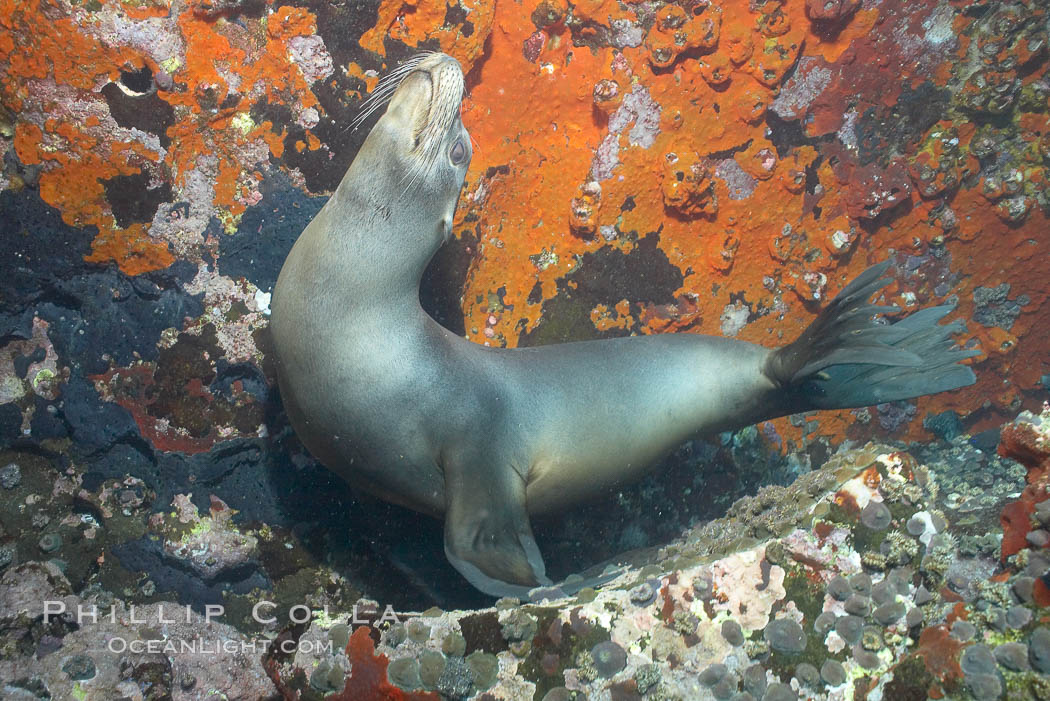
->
[106,637,333,654]
[42,600,404,654]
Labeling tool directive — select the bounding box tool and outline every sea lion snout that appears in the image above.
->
[361,53,469,208]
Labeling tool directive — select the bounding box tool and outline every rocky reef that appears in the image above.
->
[2,414,1049,699]
[1,0,1050,698]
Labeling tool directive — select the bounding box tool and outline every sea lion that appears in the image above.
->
[270,52,978,598]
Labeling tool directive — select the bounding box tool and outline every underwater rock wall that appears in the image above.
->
[1,0,1048,463]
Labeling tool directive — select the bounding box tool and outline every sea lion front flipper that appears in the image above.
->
[442,460,552,599]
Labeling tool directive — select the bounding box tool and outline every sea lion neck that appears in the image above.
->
[319,53,469,312]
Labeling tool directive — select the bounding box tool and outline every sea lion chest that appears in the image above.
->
[271,246,457,515]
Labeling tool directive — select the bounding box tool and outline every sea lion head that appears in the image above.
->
[354,52,471,241]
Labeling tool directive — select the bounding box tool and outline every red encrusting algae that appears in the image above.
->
[998,412,1050,561]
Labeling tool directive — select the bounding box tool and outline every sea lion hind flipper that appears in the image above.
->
[767,261,979,410]
[442,460,553,598]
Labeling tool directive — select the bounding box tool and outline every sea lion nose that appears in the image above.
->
[427,53,462,77]
[432,55,465,100]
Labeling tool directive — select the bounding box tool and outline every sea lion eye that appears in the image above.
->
[449,139,467,165]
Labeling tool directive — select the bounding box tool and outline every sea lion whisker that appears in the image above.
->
[398,150,428,195]
[397,168,418,196]
[348,80,406,131]
[400,152,438,197]
[347,53,432,133]
[347,93,392,132]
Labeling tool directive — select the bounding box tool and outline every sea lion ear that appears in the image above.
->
[442,459,552,598]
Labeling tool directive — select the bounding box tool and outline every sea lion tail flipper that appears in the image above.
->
[443,460,553,598]
[766,260,980,410]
